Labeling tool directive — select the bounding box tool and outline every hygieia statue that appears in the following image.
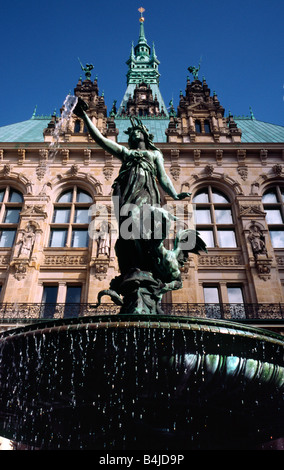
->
[74,98,207,314]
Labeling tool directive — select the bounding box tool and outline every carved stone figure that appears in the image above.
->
[248,223,267,257]
[17,224,36,259]
[97,221,111,257]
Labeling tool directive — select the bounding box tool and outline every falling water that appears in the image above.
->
[48,95,78,162]
[0,316,283,450]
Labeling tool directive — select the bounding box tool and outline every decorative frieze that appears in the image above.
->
[44,255,88,266]
[198,255,242,266]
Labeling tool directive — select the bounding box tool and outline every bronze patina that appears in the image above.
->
[74,98,207,314]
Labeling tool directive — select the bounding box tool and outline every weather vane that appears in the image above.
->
[138,7,145,22]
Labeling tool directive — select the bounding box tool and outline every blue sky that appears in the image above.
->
[0,0,283,127]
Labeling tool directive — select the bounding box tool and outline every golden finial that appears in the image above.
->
[138,7,145,22]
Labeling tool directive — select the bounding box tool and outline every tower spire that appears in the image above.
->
[138,7,147,44]
[117,7,168,117]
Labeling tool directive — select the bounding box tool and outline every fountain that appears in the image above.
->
[0,97,283,450]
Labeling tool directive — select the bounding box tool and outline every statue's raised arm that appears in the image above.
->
[73,97,125,160]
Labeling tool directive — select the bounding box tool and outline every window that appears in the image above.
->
[203,286,222,318]
[204,120,211,133]
[74,120,81,133]
[193,187,237,248]
[0,188,23,247]
[203,284,245,319]
[64,285,82,318]
[195,120,201,133]
[49,187,93,248]
[262,186,284,248]
[41,285,58,319]
[227,285,245,319]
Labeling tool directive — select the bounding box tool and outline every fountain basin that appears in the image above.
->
[0,314,283,450]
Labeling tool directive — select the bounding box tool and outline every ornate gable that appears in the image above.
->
[166,69,242,144]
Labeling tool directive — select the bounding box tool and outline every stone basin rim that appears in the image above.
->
[0,314,283,348]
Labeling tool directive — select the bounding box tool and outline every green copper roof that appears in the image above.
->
[234,118,284,143]
[0,115,283,144]
[115,117,170,143]
[0,116,51,143]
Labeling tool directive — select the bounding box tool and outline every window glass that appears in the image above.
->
[204,121,211,133]
[75,208,90,224]
[42,286,58,303]
[227,287,244,303]
[212,190,229,203]
[195,209,211,224]
[193,186,235,248]
[215,209,233,224]
[4,208,21,223]
[8,190,23,203]
[198,230,214,247]
[0,229,16,247]
[262,191,277,203]
[218,230,237,247]
[192,190,209,203]
[265,209,283,224]
[53,208,71,224]
[51,187,93,248]
[49,229,67,247]
[204,286,219,303]
[76,190,93,203]
[41,286,58,319]
[0,190,5,202]
[66,286,82,303]
[74,120,81,133]
[195,121,201,133]
[72,229,89,247]
[269,230,284,248]
[57,190,73,203]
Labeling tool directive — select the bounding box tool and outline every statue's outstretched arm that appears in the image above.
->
[83,111,125,159]
[155,152,191,200]
[73,99,125,160]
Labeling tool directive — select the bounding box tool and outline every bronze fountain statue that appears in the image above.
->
[73,97,207,314]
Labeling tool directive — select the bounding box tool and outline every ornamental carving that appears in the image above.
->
[198,255,242,266]
[44,255,88,266]
[248,223,267,257]
[92,259,109,280]
[239,205,266,216]
[248,222,272,280]
[273,164,282,176]
[103,166,114,181]
[21,205,47,218]
[15,224,36,260]
[36,161,48,181]
[12,261,28,281]
[0,255,11,265]
[170,166,180,181]
[237,166,248,181]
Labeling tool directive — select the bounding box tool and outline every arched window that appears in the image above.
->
[195,120,201,133]
[262,186,284,248]
[0,187,23,247]
[192,186,237,248]
[49,187,93,248]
